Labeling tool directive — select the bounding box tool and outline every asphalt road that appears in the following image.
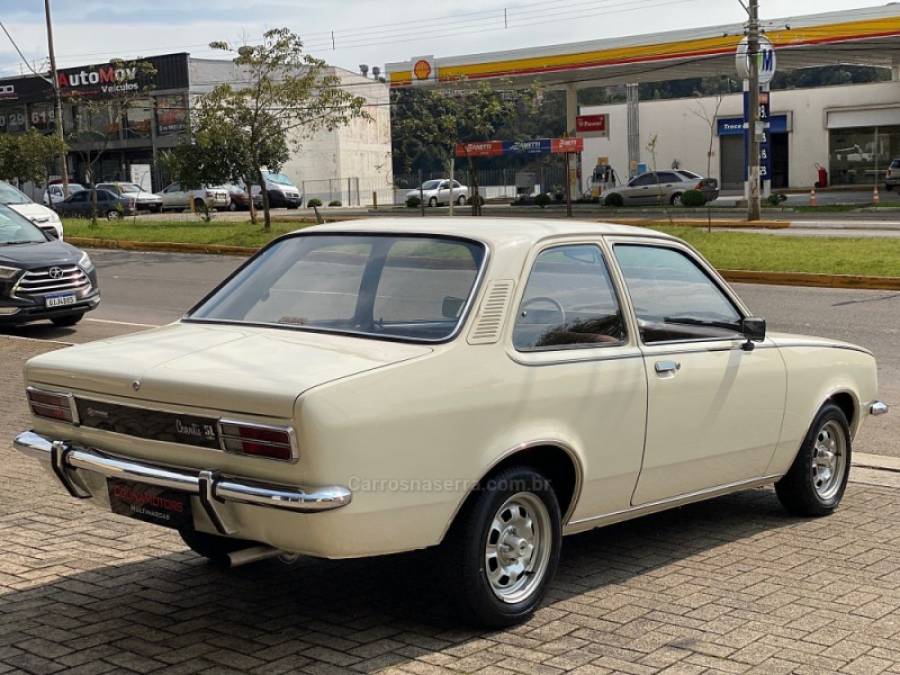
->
[2,248,897,456]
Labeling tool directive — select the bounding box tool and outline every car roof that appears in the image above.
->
[303,218,675,248]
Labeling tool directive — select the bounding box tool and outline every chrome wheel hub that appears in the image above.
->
[485,492,551,604]
[811,420,847,501]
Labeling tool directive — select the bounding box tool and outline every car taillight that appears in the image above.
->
[219,421,295,461]
[26,387,76,423]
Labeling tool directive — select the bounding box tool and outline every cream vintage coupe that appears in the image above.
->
[15,219,887,626]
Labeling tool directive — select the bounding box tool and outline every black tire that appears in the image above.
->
[428,197,438,208]
[193,198,206,212]
[670,193,683,206]
[286,203,299,210]
[457,195,467,206]
[604,193,624,207]
[228,201,238,211]
[885,184,892,192]
[51,313,84,327]
[179,528,256,565]
[441,466,561,627]
[775,402,851,517]
[106,210,121,220]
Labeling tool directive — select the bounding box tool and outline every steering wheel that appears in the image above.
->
[520,296,566,325]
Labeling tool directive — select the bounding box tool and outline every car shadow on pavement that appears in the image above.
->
[0,486,801,673]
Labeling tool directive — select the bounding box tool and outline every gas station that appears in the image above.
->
[386,4,900,200]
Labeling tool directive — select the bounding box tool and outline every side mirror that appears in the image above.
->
[741,316,766,350]
[442,296,465,319]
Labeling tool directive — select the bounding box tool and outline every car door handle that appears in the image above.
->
[655,360,681,375]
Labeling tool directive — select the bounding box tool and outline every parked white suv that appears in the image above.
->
[0,180,64,239]
[260,170,302,209]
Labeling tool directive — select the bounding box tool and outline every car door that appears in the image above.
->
[654,172,681,205]
[509,241,648,521]
[621,173,657,205]
[161,183,183,209]
[609,238,786,505]
[63,191,88,216]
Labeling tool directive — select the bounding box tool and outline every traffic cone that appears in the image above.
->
[809,186,816,207]
[873,185,880,206]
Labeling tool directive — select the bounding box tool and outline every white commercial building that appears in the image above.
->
[580,80,900,192]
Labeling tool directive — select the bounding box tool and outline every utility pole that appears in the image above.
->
[44,0,69,198]
[746,0,761,221]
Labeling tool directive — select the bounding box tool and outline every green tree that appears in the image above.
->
[197,28,371,228]
[391,82,537,214]
[0,129,67,189]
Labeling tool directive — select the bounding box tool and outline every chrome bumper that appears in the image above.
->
[870,401,889,416]
[14,431,351,536]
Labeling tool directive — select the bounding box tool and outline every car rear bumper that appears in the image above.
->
[14,430,352,536]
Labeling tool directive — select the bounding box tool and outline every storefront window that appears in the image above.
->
[829,126,900,186]
[0,106,27,133]
[74,103,122,141]
[156,94,188,136]
[29,102,56,134]
[125,98,152,138]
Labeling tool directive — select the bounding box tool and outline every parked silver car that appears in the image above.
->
[603,170,719,207]
[157,183,230,211]
[405,179,469,207]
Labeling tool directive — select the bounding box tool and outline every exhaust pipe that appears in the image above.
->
[226,545,284,568]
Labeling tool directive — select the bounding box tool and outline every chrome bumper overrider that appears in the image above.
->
[869,401,889,416]
[14,431,351,536]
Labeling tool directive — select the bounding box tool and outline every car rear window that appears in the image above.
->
[187,234,486,342]
[891,159,900,169]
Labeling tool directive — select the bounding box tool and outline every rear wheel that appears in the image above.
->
[441,466,561,627]
[106,210,121,220]
[51,313,84,328]
[428,197,438,208]
[193,198,206,212]
[604,193,624,207]
[671,193,683,206]
[775,402,851,516]
[179,529,256,565]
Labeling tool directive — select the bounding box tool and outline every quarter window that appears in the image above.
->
[614,244,742,344]
[514,244,627,351]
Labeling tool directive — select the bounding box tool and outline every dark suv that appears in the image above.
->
[0,204,100,327]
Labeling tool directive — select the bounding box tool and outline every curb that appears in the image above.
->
[610,218,789,229]
[68,238,900,291]
[721,269,900,291]
[67,237,257,256]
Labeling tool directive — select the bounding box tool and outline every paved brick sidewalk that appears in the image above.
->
[2,338,900,675]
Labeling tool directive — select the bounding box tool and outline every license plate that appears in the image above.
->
[45,294,76,308]
[108,478,192,530]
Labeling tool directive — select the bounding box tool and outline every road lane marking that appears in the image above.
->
[85,318,163,328]
[1,334,74,347]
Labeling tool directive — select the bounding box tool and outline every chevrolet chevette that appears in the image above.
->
[14,218,887,626]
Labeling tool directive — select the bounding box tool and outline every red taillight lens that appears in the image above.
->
[219,422,294,461]
[26,388,74,423]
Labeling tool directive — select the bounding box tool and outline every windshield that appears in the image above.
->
[0,181,32,205]
[119,183,142,193]
[188,234,486,342]
[421,180,442,190]
[0,204,47,244]
[264,172,294,186]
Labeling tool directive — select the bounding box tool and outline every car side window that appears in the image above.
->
[629,174,656,187]
[656,172,680,183]
[614,244,742,344]
[513,244,627,352]
[69,192,88,203]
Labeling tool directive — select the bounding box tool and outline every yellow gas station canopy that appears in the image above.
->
[386,4,900,89]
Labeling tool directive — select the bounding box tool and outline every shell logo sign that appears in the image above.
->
[411,56,436,86]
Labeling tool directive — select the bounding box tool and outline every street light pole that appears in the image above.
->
[747,0,761,221]
[44,0,69,198]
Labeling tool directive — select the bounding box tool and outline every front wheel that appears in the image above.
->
[106,210,121,220]
[457,195,467,206]
[775,402,851,517]
[441,466,561,627]
[428,197,438,208]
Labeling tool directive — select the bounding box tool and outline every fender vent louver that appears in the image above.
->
[468,279,515,345]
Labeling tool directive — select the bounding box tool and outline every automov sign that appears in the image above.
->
[58,64,139,94]
[736,36,776,85]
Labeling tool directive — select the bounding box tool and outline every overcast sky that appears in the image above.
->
[0,0,889,78]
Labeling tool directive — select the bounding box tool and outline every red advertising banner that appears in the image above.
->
[576,114,609,136]
[455,141,503,157]
[551,137,584,154]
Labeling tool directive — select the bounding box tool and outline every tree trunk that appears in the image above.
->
[467,155,481,216]
[247,176,257,225]
[257,167,271,230]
